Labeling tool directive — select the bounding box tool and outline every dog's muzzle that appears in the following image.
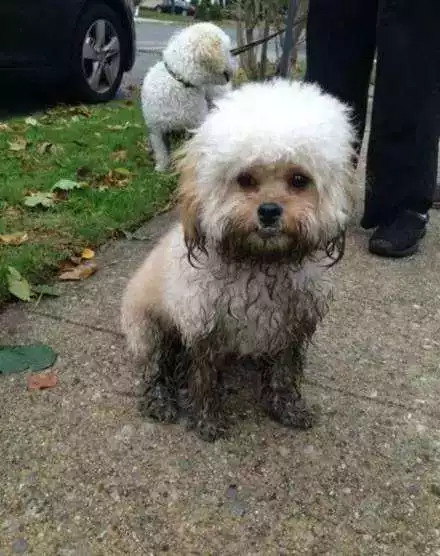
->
[257,203,283,238]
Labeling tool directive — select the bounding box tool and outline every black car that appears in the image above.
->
[0,0,136,103]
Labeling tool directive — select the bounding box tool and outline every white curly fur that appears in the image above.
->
[141,23,235,171]
[122,79,356,363]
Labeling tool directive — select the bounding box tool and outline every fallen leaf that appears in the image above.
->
[59,260,98,281]
[51,179,83,192]
[25,116,38,127]
[38,141,53,154]
[94,168,131,189]
[0,122,11,131]
[0,232,28,246]
[81,248,95,260]
[37,142,63,155]
[24,192,55,208]
[113,167,131,178]
[7,266,32,301]
[8,137,29,151]
[0,344,57,374]
[69,105,91,118]
[111,149,128,162]
[31,284,61,297]
[27,372,58,390]
[71,115,80,123]
[69,256,82,266]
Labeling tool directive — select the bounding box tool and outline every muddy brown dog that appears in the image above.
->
[121,80,355,441]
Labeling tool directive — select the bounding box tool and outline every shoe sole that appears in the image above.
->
[369,229,426,258]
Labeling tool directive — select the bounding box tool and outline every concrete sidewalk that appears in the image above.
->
[1,200,440,554]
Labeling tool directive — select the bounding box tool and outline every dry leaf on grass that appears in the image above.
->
[0,232,28,246]
[24,117,39,127]
[0,122,11,131]
[111,149,128,162]
[23,192,55,208]
[95,168,131,190]
[59,260,98,281]
[8,137,29,151]
[38,142,64,155]
[27,372,58,390]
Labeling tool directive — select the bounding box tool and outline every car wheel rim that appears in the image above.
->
[82,19,121,94]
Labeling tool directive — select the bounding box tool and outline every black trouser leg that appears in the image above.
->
[305,0,378,146]
[306,0,440,225]
[365,0,440,223]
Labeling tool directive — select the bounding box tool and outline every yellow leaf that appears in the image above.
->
[81,248,95,260]
[0,232,28,246]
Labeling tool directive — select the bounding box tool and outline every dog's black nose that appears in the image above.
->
[258,203,283,226]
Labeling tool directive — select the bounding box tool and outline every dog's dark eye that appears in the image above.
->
[289,173,310,189]
[237,172,258,190]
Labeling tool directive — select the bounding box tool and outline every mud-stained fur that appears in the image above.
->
[121,80,356,440]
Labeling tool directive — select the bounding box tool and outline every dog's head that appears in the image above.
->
[178,80,356,266]
[164,23,235,87]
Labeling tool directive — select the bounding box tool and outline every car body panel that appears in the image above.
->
[0,0,135,73]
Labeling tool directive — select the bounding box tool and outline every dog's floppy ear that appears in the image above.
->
[176,149,206,263]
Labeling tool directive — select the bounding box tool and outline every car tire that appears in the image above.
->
[70,3,126,103]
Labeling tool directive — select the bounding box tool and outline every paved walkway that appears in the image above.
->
[1,187,440,553]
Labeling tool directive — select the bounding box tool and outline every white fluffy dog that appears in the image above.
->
[122,80,355,441]
[142,23,235,172]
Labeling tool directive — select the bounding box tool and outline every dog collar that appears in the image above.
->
[164,61,198,89]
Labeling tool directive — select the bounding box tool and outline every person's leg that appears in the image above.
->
[365,0,440,256]
[305,0,378,148]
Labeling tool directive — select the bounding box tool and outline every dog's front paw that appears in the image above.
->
[187,415,227,442]
[140,383,178,423]
[262,391,316,429]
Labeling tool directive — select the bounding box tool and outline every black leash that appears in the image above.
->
[230,16,306,57]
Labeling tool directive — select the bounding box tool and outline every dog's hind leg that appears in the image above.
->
[260,344,315,429]
[149,129,170,172]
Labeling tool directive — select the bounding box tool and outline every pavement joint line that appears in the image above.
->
[305,377,434,415]
[30,310,124,338]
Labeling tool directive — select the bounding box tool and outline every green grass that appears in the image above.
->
[0,99,177,304]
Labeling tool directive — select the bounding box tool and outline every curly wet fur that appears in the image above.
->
[122,80,356,441]
[141,23,235,171]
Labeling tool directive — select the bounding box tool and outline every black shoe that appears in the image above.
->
[369,210,428,258]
